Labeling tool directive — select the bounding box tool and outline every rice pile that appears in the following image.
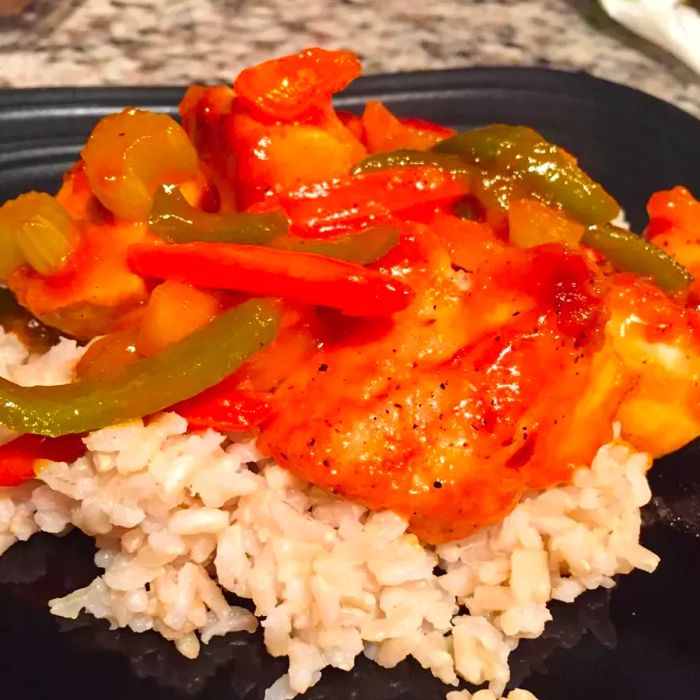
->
[0,329,660,699]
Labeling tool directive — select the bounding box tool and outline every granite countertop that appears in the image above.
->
[0,0,698,118]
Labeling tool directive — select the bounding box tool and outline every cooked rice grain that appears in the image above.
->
[0,330,659,698]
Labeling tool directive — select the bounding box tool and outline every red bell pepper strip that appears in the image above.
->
[128,242,414,317]
[0,433,86,487]
[171,377,273,432]
[399,116,456,140]
[251,166,469,238]
[233,48,361,122]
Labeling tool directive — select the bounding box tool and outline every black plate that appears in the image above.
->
[1,68,700,700]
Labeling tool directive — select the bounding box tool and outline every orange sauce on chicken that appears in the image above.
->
[258,222,700,543]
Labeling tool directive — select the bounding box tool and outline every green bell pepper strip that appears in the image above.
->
[433,125,621,226]
[151,185,399,265]
[273,224,400,264]
[350,147,539,222]
[433,125,539,163]
[582,224,693,294]
[149,186,288,245]
[352,149,477,178]
[0,298,281,437]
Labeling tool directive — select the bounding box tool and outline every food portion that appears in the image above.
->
[0,47,698,699]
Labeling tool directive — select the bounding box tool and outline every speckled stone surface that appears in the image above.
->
[0,0,698,118]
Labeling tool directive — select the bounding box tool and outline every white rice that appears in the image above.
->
[447,690,538,700]
[0,329,660,699]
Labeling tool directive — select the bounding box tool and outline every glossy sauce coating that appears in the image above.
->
[1,48,699,542]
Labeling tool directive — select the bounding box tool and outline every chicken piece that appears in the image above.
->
[259,225,618,543]
[180,49,367,210]
[8,221,149,340]
[261,315,612,544]
[260,213,700,543]
[607,273,700,456]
